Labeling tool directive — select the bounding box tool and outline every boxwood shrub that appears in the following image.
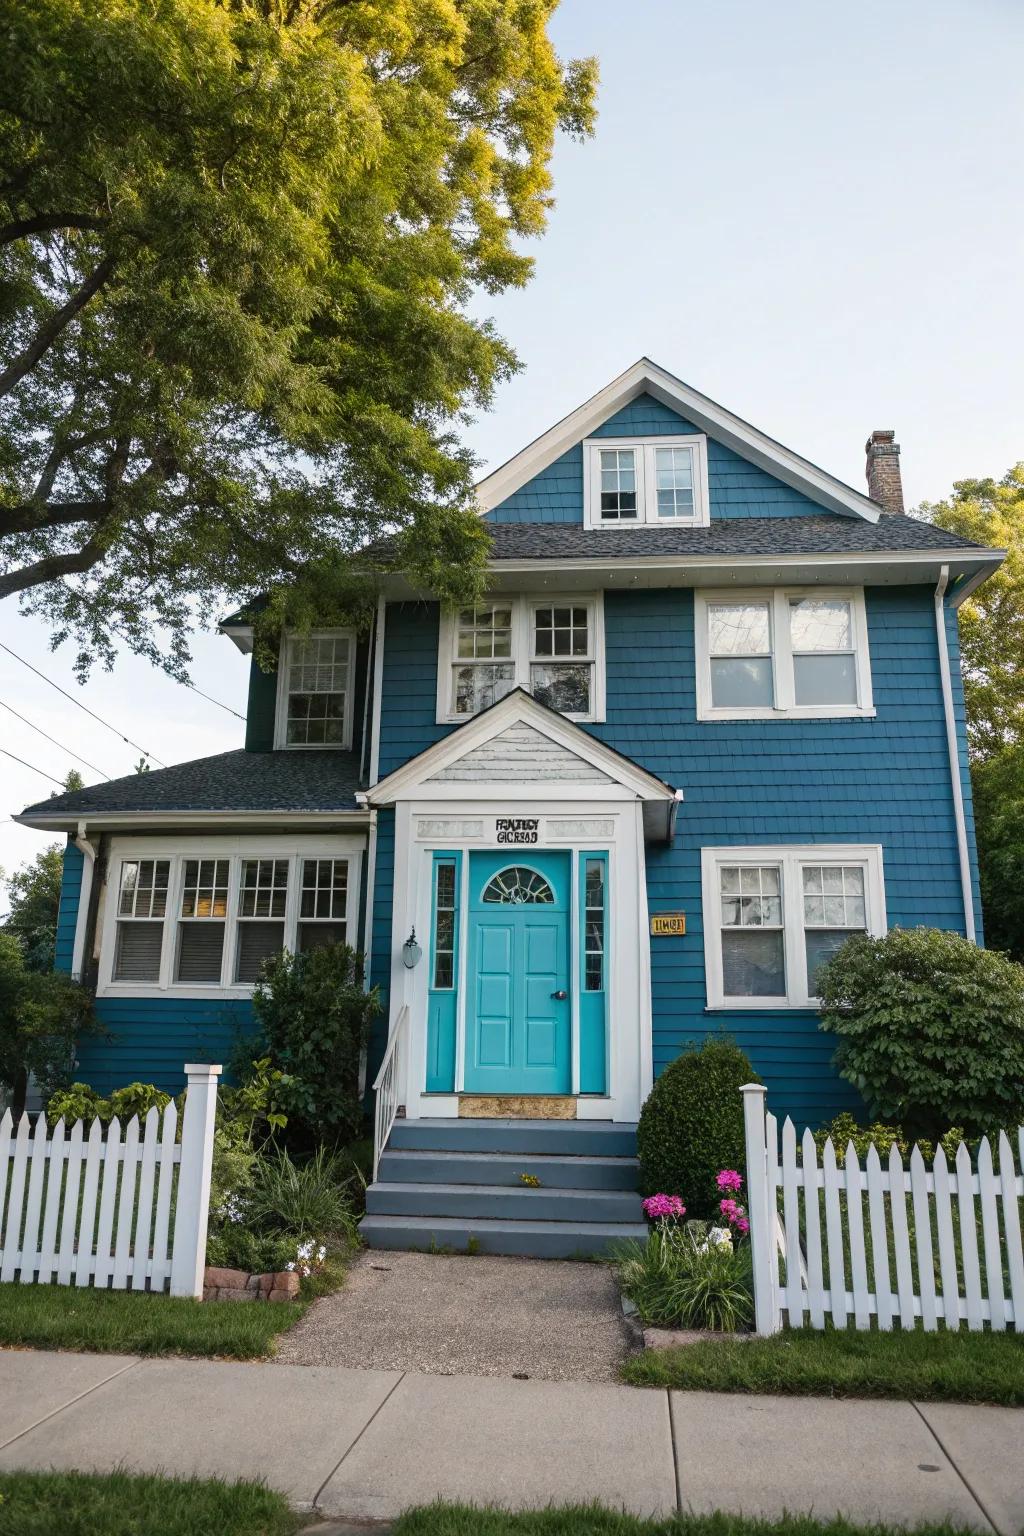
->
[637,1037,759,1215]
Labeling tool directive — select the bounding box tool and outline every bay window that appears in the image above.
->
[696,588,873,719]
[583,436,709,527]
[702,845,885,1008]
[438,594,604,722]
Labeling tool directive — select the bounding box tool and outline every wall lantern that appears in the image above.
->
[402,928,423,970]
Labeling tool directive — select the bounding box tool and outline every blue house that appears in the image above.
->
[20,360,1003,1254]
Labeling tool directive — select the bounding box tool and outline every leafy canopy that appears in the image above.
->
[970,745,1024,962]
[0,0,597,676]
[923,465,1024,757]
[0,929,98,1115]
[1,842,63,972]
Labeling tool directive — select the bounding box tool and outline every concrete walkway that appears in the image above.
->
[1,1349,1022,1532]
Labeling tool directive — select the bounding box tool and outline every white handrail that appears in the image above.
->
[372,1005,409,1182]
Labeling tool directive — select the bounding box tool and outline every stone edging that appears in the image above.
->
[203,1264,301,1303]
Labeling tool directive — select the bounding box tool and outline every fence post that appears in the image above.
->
[169,1063,221,1299]
[742,1083,780,1336]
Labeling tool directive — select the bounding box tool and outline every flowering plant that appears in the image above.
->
[715,1169,743,1194]
[285,1239,328,1279]
[642,1193,686,1221]
[715,1170,749,1237]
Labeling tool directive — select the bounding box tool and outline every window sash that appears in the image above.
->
[585,437,708,526]
[277,630,353,749]
[442,595,602,721]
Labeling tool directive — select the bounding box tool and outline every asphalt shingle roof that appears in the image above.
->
[22,750,364,818]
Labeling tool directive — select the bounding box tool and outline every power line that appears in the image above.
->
[1,748,66,789]
[0,698,110,780]
[0,641,166,767]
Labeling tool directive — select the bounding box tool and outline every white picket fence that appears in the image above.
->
[741,1084,1024,1335]
[0,1063,220,1299]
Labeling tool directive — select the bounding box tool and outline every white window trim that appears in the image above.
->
[436,593,606,725]
[694,587,874,721]
[274,627,356,750]
[97,835,364,1000]
[701,843,887,1010]
[583,435,710,529]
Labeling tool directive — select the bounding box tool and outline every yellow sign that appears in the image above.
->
[650,912,686,937]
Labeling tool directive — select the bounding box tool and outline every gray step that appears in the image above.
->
[377,1148,640,1191]
[358,1213,648,1260]
[388,1118,638,1158]
[366,1181,644,1224]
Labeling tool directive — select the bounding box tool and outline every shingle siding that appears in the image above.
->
[75,998,255,1095]
[54,840,83,975]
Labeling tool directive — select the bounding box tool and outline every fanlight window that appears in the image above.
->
[482,867,555,905]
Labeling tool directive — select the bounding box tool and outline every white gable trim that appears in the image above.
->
[476,359,881,525]
[365,688,677,807]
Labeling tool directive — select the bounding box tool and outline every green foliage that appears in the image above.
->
[614,1226,753,1333]
[924,465,1024,758]
[1,844,63,972]
[245,1147,358,1243]
[817,926,1024,1140]
[636,1038,758,1216]
[251,944,379,1148]
[970,745,1024,961]
[0,930,97,1115]
[812,1113,964,1164]
[0,1468,300,1536]
[46,1080,109,1126]
[108,1082,170,1122]
[204,1225,296,1277]
[0,0,597,673]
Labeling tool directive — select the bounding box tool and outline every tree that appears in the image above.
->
[971,746,1024,961]
[923,466,1024,758]
[0,930,96,1115]
[0,0,597,676]
[1,843,63,972]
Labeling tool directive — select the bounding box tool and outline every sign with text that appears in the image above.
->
[650,912,686,937]
[495,816,539,845]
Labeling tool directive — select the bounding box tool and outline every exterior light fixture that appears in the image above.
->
[402,929,422,969]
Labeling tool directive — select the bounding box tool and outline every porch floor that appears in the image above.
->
[272,1249,635,1382]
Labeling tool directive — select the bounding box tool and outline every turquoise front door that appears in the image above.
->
[465,851,571,1095]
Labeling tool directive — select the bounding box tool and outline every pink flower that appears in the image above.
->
[736,1217,750,1235]
[642,1193,686,1221]
[716,1169,743,1194]
[719,1197,749,1236]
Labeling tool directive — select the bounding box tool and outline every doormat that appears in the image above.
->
[458,1095,577,1119]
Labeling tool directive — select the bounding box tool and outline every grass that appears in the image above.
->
[0,1469,298,1536]
[391,1507,983,1536]
[621,1324,1024,1404]
[0,1283,307,1358]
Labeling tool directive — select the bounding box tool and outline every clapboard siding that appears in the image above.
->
[485,393,826,525]
[75,998,255,1095]
[54,840,84,975]
[428,724,611,783]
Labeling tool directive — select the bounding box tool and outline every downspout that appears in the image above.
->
[70,819,97,981]
[934,566,976,942]
[356,797,378,1097]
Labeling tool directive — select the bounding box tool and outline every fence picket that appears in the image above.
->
[132,1107,160,1290]
[1,1117,31,1283]
[149,1101,177,1292]
[909,1145,938,1331]
[998,1131,1024,1329]
[112,1114,140,1289]
[37,1117,65,1284]
[866,1145,893,1330]
[0,1110,11,1241]
[781,1119,804,1326]
[799,1129,825,1328]
[75,1118,104,1285]
[888,1144,916,1330]
[844,1142,871,1328]
[956,1141,984,1330]
[18,1113,49,1283]
[57,1119,83,1285]
[932,1145,961,1329]
[92,1115,121,1289]
[976,1138,1005,1331]
[821,1137,848,1328]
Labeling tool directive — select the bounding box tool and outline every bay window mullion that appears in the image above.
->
[774,592,793,710]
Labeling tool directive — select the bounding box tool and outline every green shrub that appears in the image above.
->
[818,927,1024,1140]
[812,1112,965,1164]
[636,1038,758,1216]
[614,1225,753,1332]
[246,1147,358,1242]
[46,1081,110,1127]
[108,1082,171,1123]
[204,1224,296,1275]
[251,944,380,1148]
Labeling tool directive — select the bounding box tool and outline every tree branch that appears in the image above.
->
[0,501,111,538]
[0,253,115,401]
[0,524,114,599]
[0,212,106,244]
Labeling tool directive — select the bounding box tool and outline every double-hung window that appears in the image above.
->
[702,845,885,1008]
[695,589,872,719]
[583,436,709,528]
[276,629,354,748]
[113,860,170,982]
[438,595,604,721]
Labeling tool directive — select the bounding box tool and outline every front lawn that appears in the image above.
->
[392,1507,983,1536]
[0,1284,306,1359]
[0,1470,297,1536]
[621,1325,1024,1404]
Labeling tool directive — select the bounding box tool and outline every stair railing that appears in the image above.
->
[371,1004,409,1181]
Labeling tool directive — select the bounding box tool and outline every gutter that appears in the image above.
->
[70,820,97,981]
[934,565,976,942]
[16,809,371,832]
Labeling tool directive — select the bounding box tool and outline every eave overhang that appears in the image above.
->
[14,809,370,835]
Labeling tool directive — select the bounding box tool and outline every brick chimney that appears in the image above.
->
[865,429,904,515]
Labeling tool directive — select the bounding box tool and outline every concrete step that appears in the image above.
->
[365,1181,644,1224]
[376,1148,641,1191]
[358,1213,649,1260]
[388,1118,638,1158]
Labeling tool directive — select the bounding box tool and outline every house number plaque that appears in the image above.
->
[495,816,539,845]
[650,912,686,937]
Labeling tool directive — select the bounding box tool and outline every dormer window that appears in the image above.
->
[276,629,354,749]
[583,435,709,529]
[437,595,605,723]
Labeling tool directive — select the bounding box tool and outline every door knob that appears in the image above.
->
[551,989,568,1000]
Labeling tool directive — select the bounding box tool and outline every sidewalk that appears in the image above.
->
[1,1349,1021,1533]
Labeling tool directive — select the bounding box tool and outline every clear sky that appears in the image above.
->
[1,0,1022,893]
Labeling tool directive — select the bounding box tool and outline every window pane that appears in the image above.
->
[710,656,774,708]
[722,929,786,996]
[597,447,638,519]
[286,634,349,746]
[584,858,605,993]
[453,662,516,716]
[118,860,169,919]
[455,606,513,660]
[114,922,163,982]
[533,605,589,662]
[654,446,695,518]
[432,858,457,990]
[708,603,771,655]
[805,930,853,994]
[298,922,346,953]
[238,859,288,919]
[235,922,285,983]
[790,598,853,652]
[180,859,229,920]
[300,859,347,921]
[721,865,782,927]
[176,923,225,983]
[530,662,592,715]
[793,653,858,706]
